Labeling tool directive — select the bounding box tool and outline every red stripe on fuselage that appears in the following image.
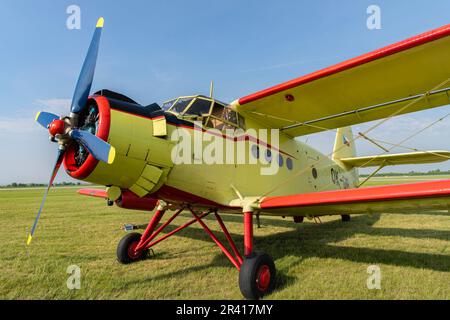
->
[110,107,297,159]
[151,185,241,211]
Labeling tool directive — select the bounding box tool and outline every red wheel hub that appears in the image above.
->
[256,265,271,292]
[48,119,66,136]
[127,241,142,260]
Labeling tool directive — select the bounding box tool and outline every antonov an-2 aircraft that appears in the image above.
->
[30,18,450,299]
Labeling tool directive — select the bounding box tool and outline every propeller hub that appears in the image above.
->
[48,119,66,137]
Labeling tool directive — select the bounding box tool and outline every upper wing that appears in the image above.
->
[340,150,450,168]
[232,24,450,137]
[258,180,450,216]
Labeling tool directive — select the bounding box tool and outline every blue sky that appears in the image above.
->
[0,0,449,184]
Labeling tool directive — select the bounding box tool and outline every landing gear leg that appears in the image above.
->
[239,212,276,299]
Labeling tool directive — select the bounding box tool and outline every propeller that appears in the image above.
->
[70,129,115,164]
[70,17,104,117]
[35,111,59,129]
[28,17,115,245]
[27,148,65,245]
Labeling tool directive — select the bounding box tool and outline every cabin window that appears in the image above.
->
[278,154,284,167]
[286,158,293,170]
[265,149,273,163]
[312,167,318,179]
[251,145,260,159]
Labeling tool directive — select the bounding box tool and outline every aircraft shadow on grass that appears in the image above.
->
[126,212,450,291]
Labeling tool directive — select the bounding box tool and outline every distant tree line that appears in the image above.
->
[0,182,83,188]
[360,169,450,177]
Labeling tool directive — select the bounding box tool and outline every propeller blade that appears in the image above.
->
[27,148,65,245]
[70,17,104,115]
[70,129,115,164]
[35,111,59,129]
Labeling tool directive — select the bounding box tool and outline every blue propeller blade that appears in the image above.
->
[35,111,59,129]
[27,148,65,245]
[70,129,115,164]
[70,18,104,114]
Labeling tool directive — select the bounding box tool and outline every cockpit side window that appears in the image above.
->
[211,103,225,118]
[223,109,238,125]
[170,98,193,113]
[185,99,212,116]
[162,99,176,111]
[204,103,243,131]
[205,103,226,130]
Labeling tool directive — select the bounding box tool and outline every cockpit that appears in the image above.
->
[162,95,245,130]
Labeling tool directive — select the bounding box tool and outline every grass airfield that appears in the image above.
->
[0,176,449,299]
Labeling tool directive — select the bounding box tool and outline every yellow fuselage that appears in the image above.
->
[65,96,358,214]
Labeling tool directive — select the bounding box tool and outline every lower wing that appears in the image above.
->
[258,180,450,216]
[78,188,107,199]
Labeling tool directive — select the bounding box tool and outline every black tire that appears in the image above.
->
[239,252,276,299]
[116,232,147,264]
[341,214,351,222]
[293,216,304,223]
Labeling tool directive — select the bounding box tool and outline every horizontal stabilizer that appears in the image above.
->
[340,151,450,168]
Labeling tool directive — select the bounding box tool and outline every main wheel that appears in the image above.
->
[117,232,147,264]
[341,214,351,222]
[239,252,276,299]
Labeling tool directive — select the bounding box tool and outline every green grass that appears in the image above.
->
[359,174,450,186]
[0,176,449,300]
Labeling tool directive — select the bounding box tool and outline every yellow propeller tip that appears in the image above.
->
[96,17,104,28]
[107,147,116,164]
[27,234,33,245]
[35,111,41,122]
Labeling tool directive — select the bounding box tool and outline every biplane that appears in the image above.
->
[30,18,450,299]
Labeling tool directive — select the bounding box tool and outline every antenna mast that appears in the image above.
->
[209,81,214,98]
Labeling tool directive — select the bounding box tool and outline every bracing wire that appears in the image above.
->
[258,77,450,200]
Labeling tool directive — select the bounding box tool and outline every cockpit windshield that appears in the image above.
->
[161,95,245,130]
[184,98,212,116]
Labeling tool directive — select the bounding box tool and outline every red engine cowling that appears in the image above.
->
[116,190,158,211]
[64,95,111,180]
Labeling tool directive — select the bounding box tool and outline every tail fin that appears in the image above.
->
[333,126,357,168]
